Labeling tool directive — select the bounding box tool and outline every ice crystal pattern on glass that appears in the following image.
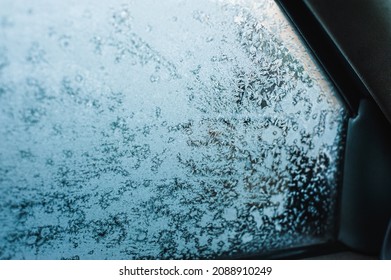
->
[0,0,346,259]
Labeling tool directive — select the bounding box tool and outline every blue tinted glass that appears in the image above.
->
[0,0,347,259]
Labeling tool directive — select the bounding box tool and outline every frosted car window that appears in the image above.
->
[0,0,347,259]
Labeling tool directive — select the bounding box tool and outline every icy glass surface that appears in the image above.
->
[0,0,347,259]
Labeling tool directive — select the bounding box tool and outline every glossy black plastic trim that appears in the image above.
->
[339,99,391,254]
[274,0,391,258]
[275,0,369,117]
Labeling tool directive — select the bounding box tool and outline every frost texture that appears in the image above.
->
[0,0,347,259]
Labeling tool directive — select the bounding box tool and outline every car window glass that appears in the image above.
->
[0,0,347,259]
